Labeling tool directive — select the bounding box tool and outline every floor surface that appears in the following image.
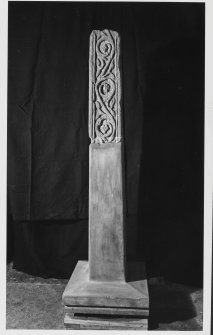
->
[6,263,203,330]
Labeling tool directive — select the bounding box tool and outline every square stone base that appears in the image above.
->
[64,311,148,330]
[62,261,149,329]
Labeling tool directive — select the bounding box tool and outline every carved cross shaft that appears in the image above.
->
[88,30,125,281]
[89,30,121,144]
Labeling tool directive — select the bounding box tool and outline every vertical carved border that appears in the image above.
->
[89,30,121,144]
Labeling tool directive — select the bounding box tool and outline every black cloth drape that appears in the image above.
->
[8,2,144,221]
[8,2,204,286]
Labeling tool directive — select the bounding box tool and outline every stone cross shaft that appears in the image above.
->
[62,31,149,329]
[89,30,121,144]
[88,30,125,282]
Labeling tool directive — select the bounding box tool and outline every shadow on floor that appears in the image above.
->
[148,280,202,330]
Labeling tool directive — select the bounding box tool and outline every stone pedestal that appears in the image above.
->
[62,30,149,330]
[63,261,149,329]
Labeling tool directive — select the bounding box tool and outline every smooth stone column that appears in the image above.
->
[89,143,125,282]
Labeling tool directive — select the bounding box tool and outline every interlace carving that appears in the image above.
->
[89,30,121,144]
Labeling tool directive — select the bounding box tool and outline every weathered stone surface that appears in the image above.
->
[62,29,149,329]
[62,261,149,309]
[64,305,149,316]
[89,30,121,144]
[89,143,125,281]
[64,313,148,330]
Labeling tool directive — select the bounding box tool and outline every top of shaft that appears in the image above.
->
[88,30,121,144]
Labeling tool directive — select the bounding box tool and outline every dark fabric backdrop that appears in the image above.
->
[7,2,204,286]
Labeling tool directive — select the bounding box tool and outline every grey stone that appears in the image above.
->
[62,29,149,329]
[89,30,121,144]
[64,313,148,330]
[62,261,149,309]
[89,143,125,281]
[64,305,149,316]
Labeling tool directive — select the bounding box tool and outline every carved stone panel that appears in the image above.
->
[89,30,121,144]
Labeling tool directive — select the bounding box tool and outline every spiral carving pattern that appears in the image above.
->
[89,30,121,144]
